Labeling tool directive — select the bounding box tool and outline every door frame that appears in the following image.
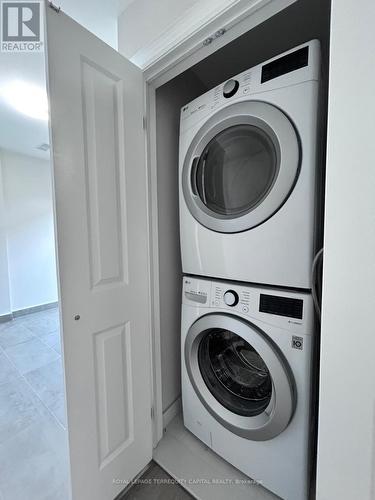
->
[143,0,300,446]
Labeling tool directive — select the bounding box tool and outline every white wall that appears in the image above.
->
[0,150,58,313]
[58,0,119,48]
[156,72,207,412]
[0,162,11,316]
[118,0,198,59]
[317,1,375,499]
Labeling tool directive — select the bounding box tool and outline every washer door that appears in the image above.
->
[182,101,300,233]
[185,314,295,441]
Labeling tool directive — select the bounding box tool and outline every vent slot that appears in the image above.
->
[259,294,303,320]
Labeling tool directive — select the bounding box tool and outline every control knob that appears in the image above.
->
[224,290,239,307]
[223,79,239,98]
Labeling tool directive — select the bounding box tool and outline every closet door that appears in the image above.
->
[45,5,152,500]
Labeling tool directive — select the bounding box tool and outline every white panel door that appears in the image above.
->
[45,5,152,500]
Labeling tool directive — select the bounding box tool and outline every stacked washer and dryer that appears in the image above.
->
[178,40,322,500]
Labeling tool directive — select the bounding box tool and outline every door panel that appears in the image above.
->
[45,5,152,500]
[81,60,129,288]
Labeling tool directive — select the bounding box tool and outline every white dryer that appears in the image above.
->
[179,40,322,289]
[181,276,315,500]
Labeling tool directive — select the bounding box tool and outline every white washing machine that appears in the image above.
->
[181,276,315,500]
[179,40,322,289]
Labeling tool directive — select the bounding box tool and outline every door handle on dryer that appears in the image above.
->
[190,157,199,195]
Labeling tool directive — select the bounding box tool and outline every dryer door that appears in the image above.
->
[182,101,300,233]
[185,313,295,441]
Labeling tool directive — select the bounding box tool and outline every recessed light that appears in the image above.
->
[0,80,48,121]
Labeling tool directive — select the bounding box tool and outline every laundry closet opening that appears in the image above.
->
[151,0,330,498]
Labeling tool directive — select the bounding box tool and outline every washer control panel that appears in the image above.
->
[212,283,250,314]
[182,276,315,334]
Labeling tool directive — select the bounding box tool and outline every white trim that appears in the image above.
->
[146,83,164,447]
[12,301,58,317]
[0,301,58,322]
[131,0,243,69]
[143,0,297,85]
[162,398,182,430]
[0,313,12,323]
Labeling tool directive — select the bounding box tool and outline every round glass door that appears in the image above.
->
[184,313,295,440]
[182,101,300,233]
[198,328,272,416]
[195,125,278,218]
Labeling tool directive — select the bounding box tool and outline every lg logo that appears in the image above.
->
[1,1,43,51]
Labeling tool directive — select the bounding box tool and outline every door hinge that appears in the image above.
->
[143,116,147,130]
[49,1,61,13]
[151,407,154,419]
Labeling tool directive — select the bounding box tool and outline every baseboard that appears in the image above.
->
[162,397,182,430]
[0,313,13,323]
[12,301,58,318]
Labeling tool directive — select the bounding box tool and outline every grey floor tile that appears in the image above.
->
[51,341,62,355]
[122,463,194,500]
[0,319,16,332]
[49,394,67,428]
[0,309,69,500]
[23,310,60,337]
[4,338,60,375]
[24,359,66,427]
[39,329,60,348]
[0,352,19,386]
[0,322,35,349]
[0,377,49,445]
[0,413,69,500]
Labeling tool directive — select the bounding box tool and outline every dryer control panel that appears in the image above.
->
[182,276,314,333]
[180,39,320,134]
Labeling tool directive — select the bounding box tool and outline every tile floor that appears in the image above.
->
[122,462,194,500]
[0,307,69,500]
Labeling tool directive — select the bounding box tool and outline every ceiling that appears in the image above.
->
[0,0,235,160]
[0,0,123,160]
[0,51,49,160]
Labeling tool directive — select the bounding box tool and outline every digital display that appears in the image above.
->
[261,46,309,84]
[259,294,303,320]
